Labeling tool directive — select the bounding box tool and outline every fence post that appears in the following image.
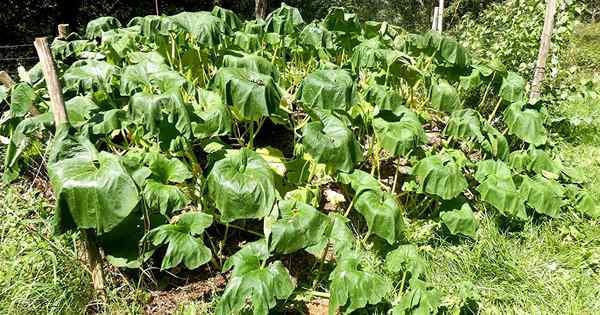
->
[33,36,107,303]
[432,7,439,32]
[0,71,16,88]
[529,0,557,103]
[438,0,444,33]
[57,24,70,39]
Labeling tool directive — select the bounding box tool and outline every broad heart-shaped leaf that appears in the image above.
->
[413,154,468,200]
[351,37,386,70]
[477,175,527,220]
[100,28,139,62]
[212,67,282,121]
[444,109,485,142]
[191,89,232,139]
[211,6,242,32]
[518,175,563,218]
[385,244,425,278]
[363,82,406,116]
[526,149,562,179]
[207,148,277,223]
[223,52,280,82]
[338,169,381,196]
[355,190,405,244]
[430,79,461,112]
[129,90,193,141]
[146,212,213,270]
[305,213,355,258]
[170,11,226,46]
[459,68,482,91]
[499,71,526,103]
[217,240,295,315]
[265,3,305,35]
[49,138,140,234]
[65,96,100,127]
[85,16,122,39]
[144,151,193,184]
[143,180,190,215]
[299,22,336,51]
[503,101,547,146]
[329,253,390,315]
[302,111,363,172]
[269,200,331,254]
[298,69,357,111]
[481,122,510,160]
[573,190,600,218]
[322,7,360,34]
[440,203,478,238]
[10,83,35,117]
[391,278,441,315]
[91,109,127,135]
[474,159,512,183]
[439,36,471,69]
[373,110,426,157]
[63,60,118,93]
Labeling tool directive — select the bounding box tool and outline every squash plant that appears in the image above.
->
[0,4,596,315]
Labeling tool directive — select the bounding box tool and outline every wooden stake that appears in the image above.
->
[0,71,16,88]
[438,0,445,33]
[57,24,70,39]
[255,0,267,20]
[33,37,69,126]
[33,36,107,303]
[432,7,439,31]
[529,0,557,103]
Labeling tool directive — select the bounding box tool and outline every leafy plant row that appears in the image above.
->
[0,4,597,314]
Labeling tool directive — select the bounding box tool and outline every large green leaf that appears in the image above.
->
[354,190,404,244]
[170,11,226,46]
[573,190,600,218]
[63,60,118,93]
[518,175,563,218]
[223,52,280,82]
[474,159,512,183]
[191,89,232,139]
[430,79,461,112]
[329,253,390,315]
[413,153,468,200]
[143,181,190,215]
[477,175,527,220]
[302,111,362,172]
[364,82,406,116]
[439,36,471,68]
[322,7,360,34]
[145,212,213,270]
[373,110,426,157]
[265,3,305,35]
[207,148,277,222]
[351,38,385,70]
[10,83,35,117]
[391,278,441,315]
[444,109,485,142]
[269,200,331,254]
[503,101,547,146]
[65,96,100,127]
[48,133,140,234]
[298,69,357,111]
[211,6,242,32]
[217,241,295,315]
[499,71,526,103]
[481,122,509,160]
[212,67,282,121]
[440,203,478,238]
[129,90,193,140]
[85,16,122,39]
[385,244,425,278]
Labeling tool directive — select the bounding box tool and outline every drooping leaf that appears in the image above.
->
[170,11,226,46]
[363,82,406,116]
[338,169,381,196]
[573,190,600,218]
[269,200,331,254]
[48,132,140,234]
[430,79,461,112]
[503,101,547,146]
[444,109,485,142]
[413,153,468,200]
[85,16,122,39]
[329,253,390,315]
[322,7,360,34]
[474,159,512,183]
[391,278,441,315]
[143,181,190,215]
[373,110,426,157]
[65,96,100,127]
[265,3,305,35]
[223,52,280,82]
[354,190,404,244]
[302,111,362,172]
[207,148,277,222]
[145,212,213,270]
[129,90,193,140]
[499,71,526,103]
[217,241,295,315]
[212,67,282,121]
[10,83,35,117]
[298,69,357,111]
[63,60,118,93]
[477,175,527,220]
[518,175,563,218]
[211,6,242,32]
[191,89,232,138]
[481,122,510,160]
[440,203,478,238]
[439,36,471,68]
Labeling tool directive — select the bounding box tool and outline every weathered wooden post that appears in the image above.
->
[57,24,70,39]
[0,71,16,88]
[530,0,557,103]
[432,7,439,32]
[437,0,445,33]
[33,36,107,303]
[255,0,267,20]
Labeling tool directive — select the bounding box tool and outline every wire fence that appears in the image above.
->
[0,43,37,63]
